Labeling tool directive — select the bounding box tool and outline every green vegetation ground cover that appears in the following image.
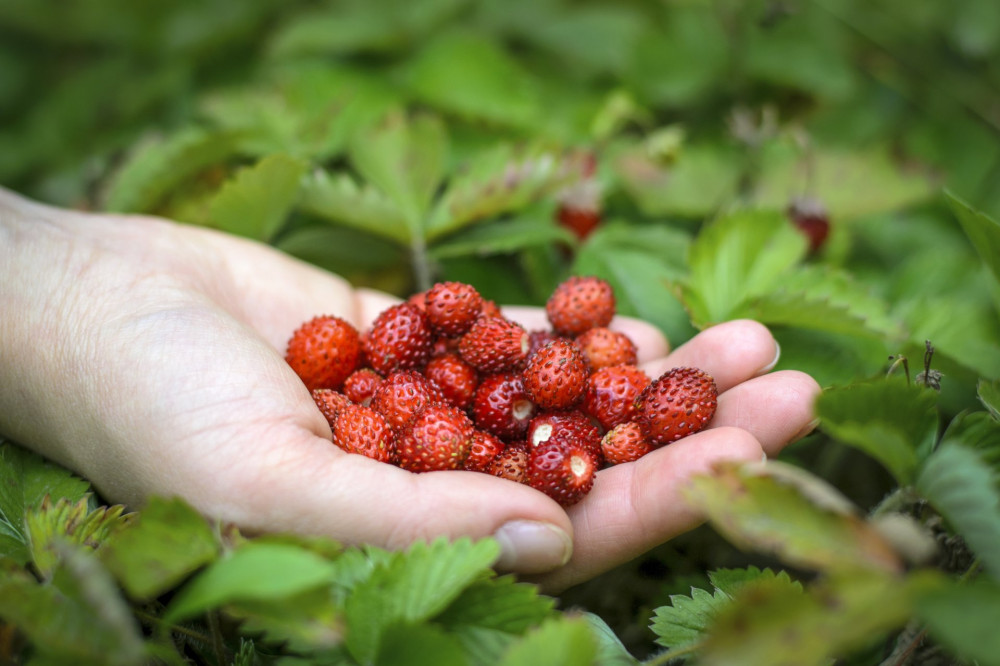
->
[2,0,1000,663]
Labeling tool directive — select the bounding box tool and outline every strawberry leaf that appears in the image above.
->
[26,497,130,579]
[225,586,344,653]
[916,444,1000,581]
[580,612,639,666]
[981,379,1000,420]
[435,575,556,634]
[208,154,307,242]
[946,190,1000,299]
[496,615,598,666]
[916,579,1000,666]
[938,411,1000,477]
[298,168,411,244]
[815,375,939,484]
[375,622,467,666]
[429,216,577,259]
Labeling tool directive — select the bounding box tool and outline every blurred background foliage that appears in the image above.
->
[3,0,1000,659]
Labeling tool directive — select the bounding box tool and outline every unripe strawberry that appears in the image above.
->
[285,315,362,391]
[634,367,718,446]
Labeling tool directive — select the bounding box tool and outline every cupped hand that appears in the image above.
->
[0,187,820,593]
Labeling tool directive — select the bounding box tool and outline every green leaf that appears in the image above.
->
[678,209,808,327]
[580,613,638,666]
[343,537,500,663]
[947,189,1000,292]
[26,497,130,579]
[815,376,939,484]
[708,566,803,597]
[450,627,520,666]
[225,585,344,652]
[650,586,730,651]
[208,154,306,242]
[938,410,1000,476]
[349,111,448,230]
[429,216,576,259]
[435,574,556,634]
[102,126,238,213]
[276,224,406,276]
[0,441,91,566]
[100,496,218,601]
[916,444,1000,581]
[404,30,541,129]
[512,6,642,76]
[297,168,411,244]
[165,541,339,622]
[980,379,1000,420]
[684,460,904,573]
[497,615,598,666]
[375,623,467,666]
[917,579,1000,666]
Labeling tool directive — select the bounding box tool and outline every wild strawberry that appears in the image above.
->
[545,275,616,337]
[601,422,653,465]
[458,315,529,373]
[575,327,637,370]
[396,403,475,472]
[363,303,433,376]
[370,370,446,433]
[555,153,601,240]
[525,329,564,362]
[425,353,479,411]
[528,410,603,466]
[480,299,503,318]
[342,368,383,406]
[285,315,362,391]
[634,367,718,446]
[488,441,529,483]
[522,339,589,410]
[787,196,830,254]
[472,372,536,441]
[331,403,395,464]
[583,364,650,431]
[556,203,601,241]
[312,389,351,428]
[527,441,598,506]
[424,281,484,337]
[463,429,506,473]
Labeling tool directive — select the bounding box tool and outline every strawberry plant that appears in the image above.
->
[3,0,1000,664]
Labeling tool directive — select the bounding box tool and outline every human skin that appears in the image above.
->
[0,186,820,593]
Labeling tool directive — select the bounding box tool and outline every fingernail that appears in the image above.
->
[757,341,781,375]
[792,417,820,442]
[492,521,573,574]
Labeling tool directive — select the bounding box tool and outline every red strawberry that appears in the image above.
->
[331,403,395,464]
[556,203,601,241]
[285,315,362,391]
[396,403,475,472]
[312,389,351,428]
[425,353,479,411]
[545,276,615,337]
[459,315,529,373]
[522,338,589,410]
[527,410,603,466]
[424,281,484,337]
[634,367,718,446]
[583,364,650,431]
[787,196,830,254]
[527,440,597,506]
[463,429,506,473]
[370,370,446,433]
[488,441,529,483]
[525,329,564,363]
[480,299,503,319]
[363,303,433,376]
[601,422,653,465]
[342,368,383,406]
[472,372,536,441]
[574,327,637,370]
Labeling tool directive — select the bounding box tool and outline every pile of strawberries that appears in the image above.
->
[285,276,718,506]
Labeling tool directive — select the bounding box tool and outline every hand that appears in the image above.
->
[0,187,820,592]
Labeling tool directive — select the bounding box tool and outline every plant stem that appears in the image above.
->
[870,486,920,518]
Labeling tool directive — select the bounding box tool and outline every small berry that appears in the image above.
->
[601,422,653,465]
[370,370,446,433]
[480,300,503,318]
[396,403,475,472]
[331,403,395,464]
[312,389,351,428]
[488,441,529,483]
[342,368,383,406]
[464,429,506,472]
[527,441,597,506]
[522,339,589,410]
[583,364,650,431]
[425,353,479,411]
[472,372,536,441]
[634,367,718,446]
[424,281,484,337]
[787,196,830,254]
[545,276,616,337]
[574,327,637,370]
[363,303,434,376]
[556,203,601,241]
[459,316,529,373]
[285,315,362,391]
[528,410,603,466]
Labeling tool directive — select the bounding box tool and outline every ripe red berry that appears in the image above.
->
[424,281,484,337]
[556,203,601,241]
[634,367,718,446]
[285,315,362,391]
[488,441,529,483]
[601,422,653,465]
[583,364,650,431]
[363,303,434,376]
[370,370,446,433]
[331,403,396,464]
[425,353,479,411]
[472,372,536,441]
[342,368,383,406]
[527,441,598,507]
[574,327,637,370]
[527,410,603,466]
[463,429,506,473]
[522,339,589,410]
[312,389,351,428]
[396,403,475,472]
[525,329,564,362]
[458,315,529,373]
[545,276,615,337]
[787,196,830,254]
